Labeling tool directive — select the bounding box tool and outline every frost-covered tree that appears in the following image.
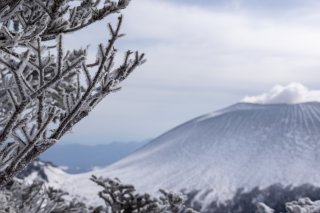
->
[90,175,198,213]
[0,0,145,187]
[0,180,87,213]
[0,177,197,213]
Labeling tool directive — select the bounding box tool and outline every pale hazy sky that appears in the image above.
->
[62,0,320,144]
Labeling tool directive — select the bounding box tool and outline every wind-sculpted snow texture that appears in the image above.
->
[29,102,320,209]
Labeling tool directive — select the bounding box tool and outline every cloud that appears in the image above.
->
[120,0,320,87]
[61,0,320,143]
[242,83,320,104]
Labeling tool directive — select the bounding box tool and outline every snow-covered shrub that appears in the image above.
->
[0,176,198,213]
[0,0,145,187]
[257,198,320,213]
[91,175,199,213]
[0,180,87,213]
[285,198,320,213]
[186,184,320,213]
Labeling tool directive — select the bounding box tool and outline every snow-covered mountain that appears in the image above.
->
[18,160,70,189]
[24,102,320,207]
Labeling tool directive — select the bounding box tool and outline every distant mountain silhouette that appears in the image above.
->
[40,141,148,173]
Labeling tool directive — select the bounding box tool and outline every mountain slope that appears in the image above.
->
[18,160,69,189]
[48,102,320,206]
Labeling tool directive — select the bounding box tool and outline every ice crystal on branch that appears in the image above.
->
[0,0,145,187]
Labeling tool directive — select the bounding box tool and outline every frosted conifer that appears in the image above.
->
[0,180,87,213]
[0,0,145,187]
[90,175,199,213]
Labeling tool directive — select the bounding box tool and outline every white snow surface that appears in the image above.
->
[29,102,320,207]
[242,83,320,104]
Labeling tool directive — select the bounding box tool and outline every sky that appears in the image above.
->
[61,0,320,144]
